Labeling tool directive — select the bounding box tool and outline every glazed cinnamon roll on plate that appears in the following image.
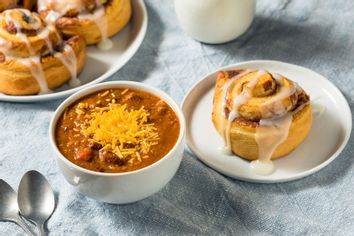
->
[182,60,351,182]
[212,70,312,170]
[0,9,86,95]
[0,0,147,101]
[38,0,132,46]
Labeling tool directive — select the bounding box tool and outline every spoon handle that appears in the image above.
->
[36,222,45,236]
[14,216,37,236]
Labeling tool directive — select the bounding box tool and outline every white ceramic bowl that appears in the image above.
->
[49,81,185,204]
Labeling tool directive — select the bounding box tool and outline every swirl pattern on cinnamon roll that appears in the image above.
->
[212,69,312,174]
[37,0,132,46]
[0,9,86,95]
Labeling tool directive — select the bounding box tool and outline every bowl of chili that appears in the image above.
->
[49,81,185,204]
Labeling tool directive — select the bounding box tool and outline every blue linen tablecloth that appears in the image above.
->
[1,0,354,235]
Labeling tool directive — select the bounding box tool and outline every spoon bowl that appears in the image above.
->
[0,179,36,236]
[0,180,18,220]
[18,171,55,236]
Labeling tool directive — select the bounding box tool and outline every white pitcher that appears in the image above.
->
[174,0,256,44]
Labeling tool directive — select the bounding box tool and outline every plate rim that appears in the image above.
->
[0,0,148,103]
[181,60,353,183]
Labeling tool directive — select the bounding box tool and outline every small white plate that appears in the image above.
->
[0,0,148,102]
[182,60,352,183]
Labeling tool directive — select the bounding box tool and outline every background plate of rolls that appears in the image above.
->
[182,60,352,183]
[0,0,147,102]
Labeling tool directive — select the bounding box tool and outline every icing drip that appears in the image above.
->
[21,57,51,94]
[261,75,296,117]
[221,70,267,153]
[3,10,35,55]
[43,10,81,87]
[219,69,253,154]
[97,38,113,51]
[54,45,80,87]
[251,114,293,175]
[0,9,80,93]
[38,24,53,50]
[311,97,326,118]
[39,0,112,49]
[0,37,12,55]
[251,101,308,175]
[40,24,80,87]
[38,0,85,13]
[1,9,50,93]
[249,160,274,176]
[312,103,325,117]
[95,0,108,44]
[218,70,305,176]
[79,1,112,49]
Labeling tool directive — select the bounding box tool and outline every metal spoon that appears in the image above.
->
[0,179,36,236]
[18,171,55,236]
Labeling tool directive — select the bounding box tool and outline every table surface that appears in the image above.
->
[1,0,354,235]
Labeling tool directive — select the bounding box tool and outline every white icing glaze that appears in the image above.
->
[21,57,51,94]
[38,25,53,50]
[3,10,34,55]
[271,72,282,83]
[54,44,80,87]
[38,0,85,13]
[39,23,80,87]
[218,69,253,152]
[261,85,296,117]
[0,9,80,93]
[97,38,113,51]
[252,113,293,175]
[78,4,108,45]
[0,37,12,55]
[44,10,62,23]
[251,100,309,175]
[220,70,253,117]
[250,160,275,176]
[217,70,306,176]
[220,70,266,152]
[312,103,325,117]
[218,146,232,155]
[1,10,50,92]
[39,0,109,47]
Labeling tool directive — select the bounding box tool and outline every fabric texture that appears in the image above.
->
[1,0,354,235]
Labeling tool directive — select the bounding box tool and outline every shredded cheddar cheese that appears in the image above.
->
[81,103,159,159]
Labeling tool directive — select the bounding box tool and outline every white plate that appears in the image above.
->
[182,60,352,183]
[0,0,148,102]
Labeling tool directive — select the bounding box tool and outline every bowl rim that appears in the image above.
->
[49,81,185,177]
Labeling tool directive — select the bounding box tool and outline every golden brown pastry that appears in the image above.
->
[37,0,132,45]
[0,9,86,95]
[0,0,17,12]
[212,69,312,161]
[0,0,36,11]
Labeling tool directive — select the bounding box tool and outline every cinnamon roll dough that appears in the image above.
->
[0,0,36,11]
[212,69,312,160]
[38,0,132,45]
[0,9,86,95]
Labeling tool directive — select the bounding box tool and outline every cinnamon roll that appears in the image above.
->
[37,0,132,46]
[212,69,312,174]
[0,9,86,95]
[0,0,36,12]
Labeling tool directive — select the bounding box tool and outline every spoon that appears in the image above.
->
[0,179,36,236]
[18,171,55,236]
